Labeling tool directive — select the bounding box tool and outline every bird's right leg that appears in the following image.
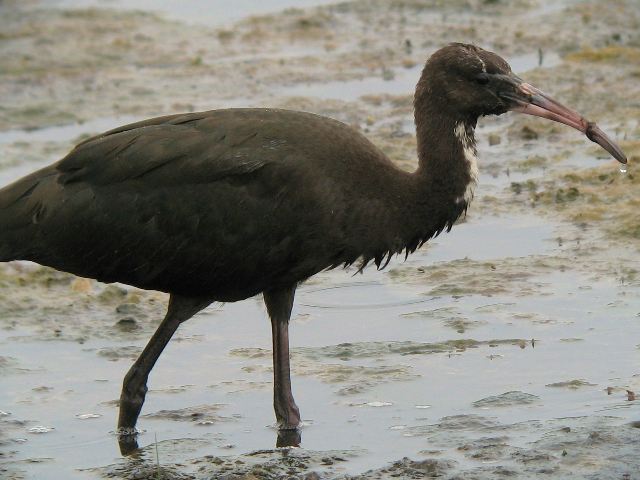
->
[117,293,211,454]
[263,285,301,434]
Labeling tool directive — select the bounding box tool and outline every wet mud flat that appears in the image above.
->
[1,0,640,479]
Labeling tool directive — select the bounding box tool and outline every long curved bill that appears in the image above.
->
[501,79,627,164]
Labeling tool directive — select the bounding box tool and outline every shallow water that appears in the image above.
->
[1,0,638,479]
[283,52,561,101]
[50,0,342,26]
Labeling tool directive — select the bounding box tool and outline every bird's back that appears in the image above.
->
[0,108,410,300]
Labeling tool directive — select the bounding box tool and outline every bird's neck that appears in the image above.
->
[415,108,479,208]
[342,107,482,270]
[390,107,479,253]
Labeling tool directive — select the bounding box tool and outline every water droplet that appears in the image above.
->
[365,401,393,407]
[196,420,215,425]
[112,426,144,436]
[75,413,101,420]
[620,164,628,174]
[27,426,54,434]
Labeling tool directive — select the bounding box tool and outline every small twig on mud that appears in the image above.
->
[155,433,163,480]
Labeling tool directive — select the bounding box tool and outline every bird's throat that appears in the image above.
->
[453,121,479,206]
[415,113,479,210]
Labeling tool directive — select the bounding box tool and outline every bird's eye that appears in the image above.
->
[475,74,490,85]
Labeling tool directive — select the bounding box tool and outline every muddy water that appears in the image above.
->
[50,0,343,26]
[1,0,639,479]
[285,52,561,101]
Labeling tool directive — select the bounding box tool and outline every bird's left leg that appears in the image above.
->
[263,285,301,434]
[117,293,211,454]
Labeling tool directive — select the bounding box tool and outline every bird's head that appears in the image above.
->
[415,43,627,164]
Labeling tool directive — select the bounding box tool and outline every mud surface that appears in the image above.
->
[0,0,639,479]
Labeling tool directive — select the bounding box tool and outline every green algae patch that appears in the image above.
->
[230,346,419,393]
[298,363,418,395]
[521,152,640,245]
[231,339,528,365]
[514,154,549,173]
[402,306,485,332]
[565,46,640,64]
[0,263,168,342]
[546,379,597,389]
[229,338,526,395]
[294,338,528,360]
[472,391,540,408]
[142,404,233,424]
[94,446,361,480]
[388,257,555,297]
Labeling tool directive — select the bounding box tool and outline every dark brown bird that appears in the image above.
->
[0,44,626,450]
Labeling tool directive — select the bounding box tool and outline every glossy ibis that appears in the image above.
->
[0,44,626,450]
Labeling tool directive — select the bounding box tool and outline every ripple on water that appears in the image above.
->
[472,391,540,408]
[545,379,597,389]
[143,404,235,425]
[300,281,436,310]
[349,401,393,408]
[294,338,528,360]
[75,413,102,420]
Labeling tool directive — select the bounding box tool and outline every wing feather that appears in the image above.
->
[58,111,272,186]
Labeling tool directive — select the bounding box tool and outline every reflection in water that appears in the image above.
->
[117,425,301,455]
[117,432,139,456]
[276,428,301,448]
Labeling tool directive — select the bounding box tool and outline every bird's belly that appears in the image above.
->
[28,202,327,300]
[30,228,318,300]
[31,241,311,301]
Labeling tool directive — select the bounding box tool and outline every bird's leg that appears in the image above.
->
[263,285,301,434]
[117,294,211,454]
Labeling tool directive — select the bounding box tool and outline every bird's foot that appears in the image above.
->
[275,401,301,430]
[276,427,301,448]
[274,402,302,448]
[115,426,141,456]
[116,398,144,456]
[117,392,146,435]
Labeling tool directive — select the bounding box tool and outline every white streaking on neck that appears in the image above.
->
[454,122,479,205]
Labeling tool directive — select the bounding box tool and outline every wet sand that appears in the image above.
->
[1,0,639,478]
